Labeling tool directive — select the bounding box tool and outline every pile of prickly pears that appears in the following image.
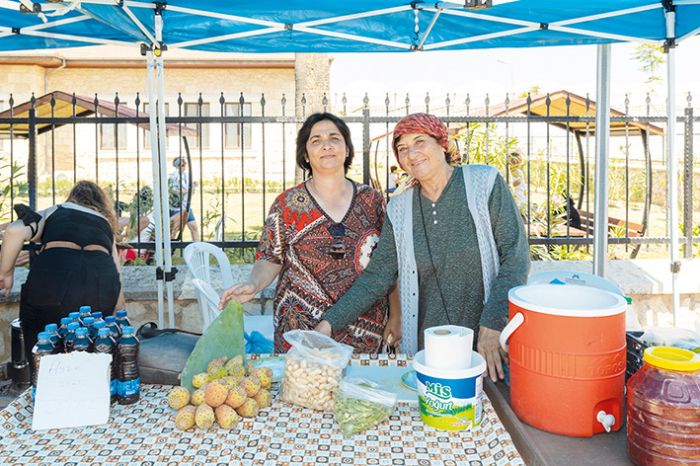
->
[166,355,273,431]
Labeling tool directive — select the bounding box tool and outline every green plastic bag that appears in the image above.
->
[180,301,245,391]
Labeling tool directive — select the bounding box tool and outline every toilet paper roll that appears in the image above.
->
[424,325,474,370]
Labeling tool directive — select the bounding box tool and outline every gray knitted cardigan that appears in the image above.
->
[386,164,499,354]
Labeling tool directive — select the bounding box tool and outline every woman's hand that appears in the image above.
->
[0,271,13,298]
[477,326,508,382]
[314,319,332,337]
[219,281,257,308]
[383,312,401,348]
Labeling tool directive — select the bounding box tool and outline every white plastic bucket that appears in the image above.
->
[413,350,486,431]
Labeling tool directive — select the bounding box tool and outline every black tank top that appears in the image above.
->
[42,205,114,251]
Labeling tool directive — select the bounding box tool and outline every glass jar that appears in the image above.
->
[627,346,700,465]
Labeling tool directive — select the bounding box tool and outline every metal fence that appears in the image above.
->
[0,90,698,258]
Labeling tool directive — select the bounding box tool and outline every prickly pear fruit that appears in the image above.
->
[221,376,241,389]
[252,389,272,409]
[174,405,196,431]
[204,380,229,408]
[167,386,190,410]
[215,404,241,429]
[207,356,228,373]
[191,386,206,406]
[236,397,260,418]
[251,367,273,389]
[240,375,261,398]
[192,372,210,389]
[224,385,248,409]
[195,404,215,430]
[225,359,246,378]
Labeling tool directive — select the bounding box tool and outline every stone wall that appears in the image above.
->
[1,259,698,364]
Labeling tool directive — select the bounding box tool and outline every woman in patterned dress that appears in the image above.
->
[220,113,398,353]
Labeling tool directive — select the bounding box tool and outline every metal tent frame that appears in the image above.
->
[1,0,698,327]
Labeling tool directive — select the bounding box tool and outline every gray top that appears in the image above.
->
[324,167,530,349]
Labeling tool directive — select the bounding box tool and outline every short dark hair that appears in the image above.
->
[296,113,354,176]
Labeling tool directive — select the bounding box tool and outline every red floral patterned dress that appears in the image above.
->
[257,181,388,353]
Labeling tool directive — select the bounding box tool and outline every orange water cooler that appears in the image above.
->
[500,284,627,437]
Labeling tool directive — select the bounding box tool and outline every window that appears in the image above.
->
[100,119,128,151]
[142,102,170,149]
[184,102,210,150]
[224,102,252,150]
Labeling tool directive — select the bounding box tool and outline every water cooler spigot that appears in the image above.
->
[596,410,616,433]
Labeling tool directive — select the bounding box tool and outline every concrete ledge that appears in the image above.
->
[2,258,699,304]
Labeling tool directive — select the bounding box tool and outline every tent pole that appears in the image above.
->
[665,7,681,326]
[146,49,165,328]
[154,12,176,327]
[593,43,611,278]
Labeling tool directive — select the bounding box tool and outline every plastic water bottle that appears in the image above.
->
[57,317,72,347]
[117,326,140,405]
[78,305,92,326]
[31,332,54,399]
[115,309,131,331]
[43,323,60,353]
[72,327,90,352]
[68,311,80,324]
[105,316,122,343]
[94,327,117,403]
[63,322,79,353]
[82,317,96,351]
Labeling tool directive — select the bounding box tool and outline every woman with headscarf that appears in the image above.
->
[220,112,398,353]
[316,113,530,381]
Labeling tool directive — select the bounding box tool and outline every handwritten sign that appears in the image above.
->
[32,352,111,430]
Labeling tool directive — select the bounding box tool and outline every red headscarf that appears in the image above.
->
[392,113,449,160]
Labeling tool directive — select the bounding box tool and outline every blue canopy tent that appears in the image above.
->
[1,0,699,327]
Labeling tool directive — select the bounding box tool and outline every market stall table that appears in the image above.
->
[0,354,523,465]
[485,380,631,466]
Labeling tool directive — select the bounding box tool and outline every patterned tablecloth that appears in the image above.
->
[0,354,523,465]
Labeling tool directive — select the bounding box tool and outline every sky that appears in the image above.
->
[330,36,700,116]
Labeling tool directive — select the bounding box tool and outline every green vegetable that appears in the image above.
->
[180,301,245,391]
[334,392,394,437]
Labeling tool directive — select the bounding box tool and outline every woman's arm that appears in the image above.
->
[383,283,402,347]
[0,221,32,297]
[477,173,530,381]
[112,241,127,310]
[219,259,282,308]
[317,217,400,335]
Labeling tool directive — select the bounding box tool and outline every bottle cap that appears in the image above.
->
[76,327,88,336]
[37,332,51,341]
[83,317,95,325]
[98,328,110,337]
[68,322,79,330]
[91,311,103,319]
[69,312,80,319]
[79,305,92,313]
[94,321,106,329]
[644,346,700,372]
[105,316,116,323]
[116,309,127,317]
[45,323,58,332]
[60,317,72,325]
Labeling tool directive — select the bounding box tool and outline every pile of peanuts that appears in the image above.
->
[280,356,343,411]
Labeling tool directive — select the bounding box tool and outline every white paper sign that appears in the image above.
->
[32,352,111,431]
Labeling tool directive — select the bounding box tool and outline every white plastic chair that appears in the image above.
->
[183,242,234,289]
[191,278,222,331]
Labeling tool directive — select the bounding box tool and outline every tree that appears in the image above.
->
[632,43,666,92]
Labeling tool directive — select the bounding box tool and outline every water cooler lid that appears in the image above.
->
[644,346,700,372]
[528,271,624,296]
